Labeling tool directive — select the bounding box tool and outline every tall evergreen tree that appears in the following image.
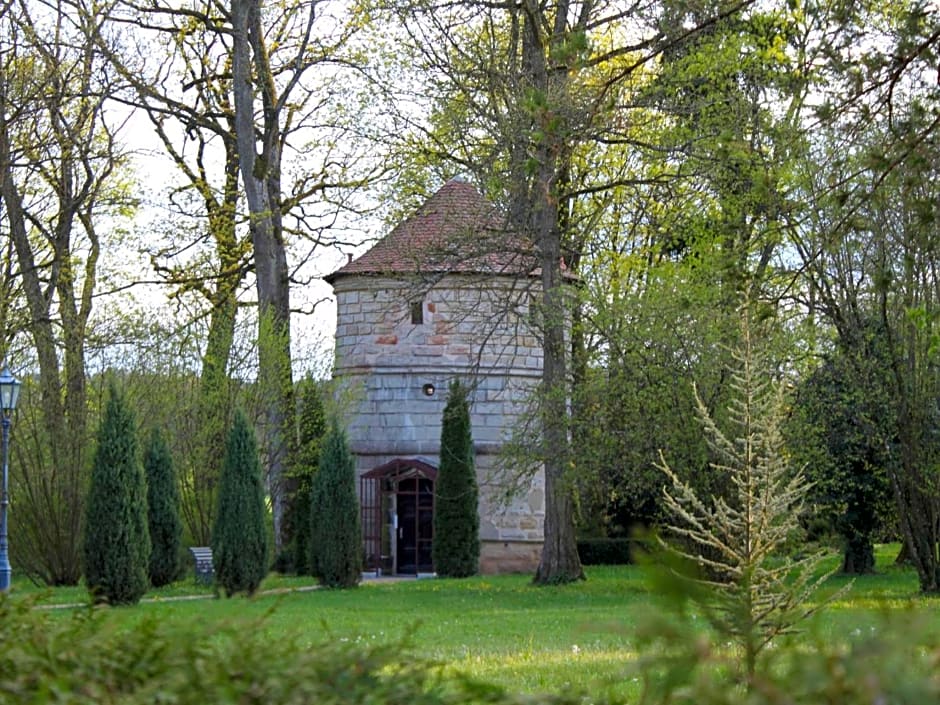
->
[288,376,327,575]
[433,380,479,577]
[211,410,269,596]
[144,428,183,587]
[310,421,360,588]
[83,383,151,605]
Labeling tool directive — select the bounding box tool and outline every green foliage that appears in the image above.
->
[211,410,269,596]
[787,325,896,574]
[799,97,940,592]
[8,376,86,586]
[2,0,135,587]
[658,307,837,678]
[284,375,327,575]
[572,259,739,537]
[144,428,183,587]
[645,1,806,299]
[83,383,151,605]
[310,421,361,588]
[632,602,940,704]
[433,380,479,578]
[0,593,552,705]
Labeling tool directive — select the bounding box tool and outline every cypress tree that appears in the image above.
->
[288,376,327,575]
[310,421,361,588]
[432,380,479,577]
[83,383,151,605]
[212,410,269,596]
[144,428,183,587]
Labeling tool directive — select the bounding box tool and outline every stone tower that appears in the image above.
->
[325,179,545,574]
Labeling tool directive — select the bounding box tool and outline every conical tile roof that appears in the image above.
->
[325,179,535,283]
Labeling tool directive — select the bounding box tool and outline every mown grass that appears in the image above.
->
[9,544,940,698]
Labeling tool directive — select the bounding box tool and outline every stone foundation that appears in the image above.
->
[479,540,543,574]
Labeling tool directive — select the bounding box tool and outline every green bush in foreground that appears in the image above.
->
[632,606,940,704]
[211,410,269,596]
[0,594,515,705]
[2,588,939,705]
[83,383,151,605]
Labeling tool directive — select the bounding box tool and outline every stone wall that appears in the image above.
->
[332,273,545,567]
[334,274,542,375]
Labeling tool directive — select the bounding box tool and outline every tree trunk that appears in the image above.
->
[231,0,294,549]
[880,233,940,593]
[0,67,89,585]
[182,149,242,545]
[841,533,875,575]
[517,0,583,585]
[893,540,910,565]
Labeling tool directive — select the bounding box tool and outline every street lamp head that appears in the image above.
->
[0,365,21,414]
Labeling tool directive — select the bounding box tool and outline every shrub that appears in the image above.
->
[2,590,939,705]
[211,410,269,596]
[144,428,183,587]
[310,420,361,588]
[433,380,479,577]
[0,594,547,705]
[83,382,151,605]
[631,602,940,704]
[577,538,633,565]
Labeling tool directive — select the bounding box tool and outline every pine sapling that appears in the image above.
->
[658,307,841,679]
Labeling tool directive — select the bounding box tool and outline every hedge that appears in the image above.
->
[576,538,633,565]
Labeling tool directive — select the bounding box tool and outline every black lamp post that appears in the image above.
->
[0,364,21,592]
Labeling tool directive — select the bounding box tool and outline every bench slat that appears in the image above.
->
[189,546,214,585]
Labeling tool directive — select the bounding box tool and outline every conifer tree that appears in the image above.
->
[288,376,327,575]
[83,383,151,605]
[658,306,837,679]
[310,421,360,588]
[144,428,183,587]
[212,410,269,596]
[433,380,479,577]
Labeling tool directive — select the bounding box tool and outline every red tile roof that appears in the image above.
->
[325,179,537,283]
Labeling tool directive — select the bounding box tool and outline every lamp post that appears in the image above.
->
[0,364,21,592]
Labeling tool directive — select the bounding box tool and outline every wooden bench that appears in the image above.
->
[189,546,214,585]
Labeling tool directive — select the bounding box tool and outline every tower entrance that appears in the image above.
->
[361,459,437,575]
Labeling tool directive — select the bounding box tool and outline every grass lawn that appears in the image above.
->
[8,545,940,699]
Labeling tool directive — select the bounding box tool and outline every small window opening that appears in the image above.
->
[410,300,424,325]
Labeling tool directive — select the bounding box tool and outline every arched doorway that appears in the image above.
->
[361,459,436,575]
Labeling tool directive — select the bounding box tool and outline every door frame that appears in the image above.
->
[361,458,437,575]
